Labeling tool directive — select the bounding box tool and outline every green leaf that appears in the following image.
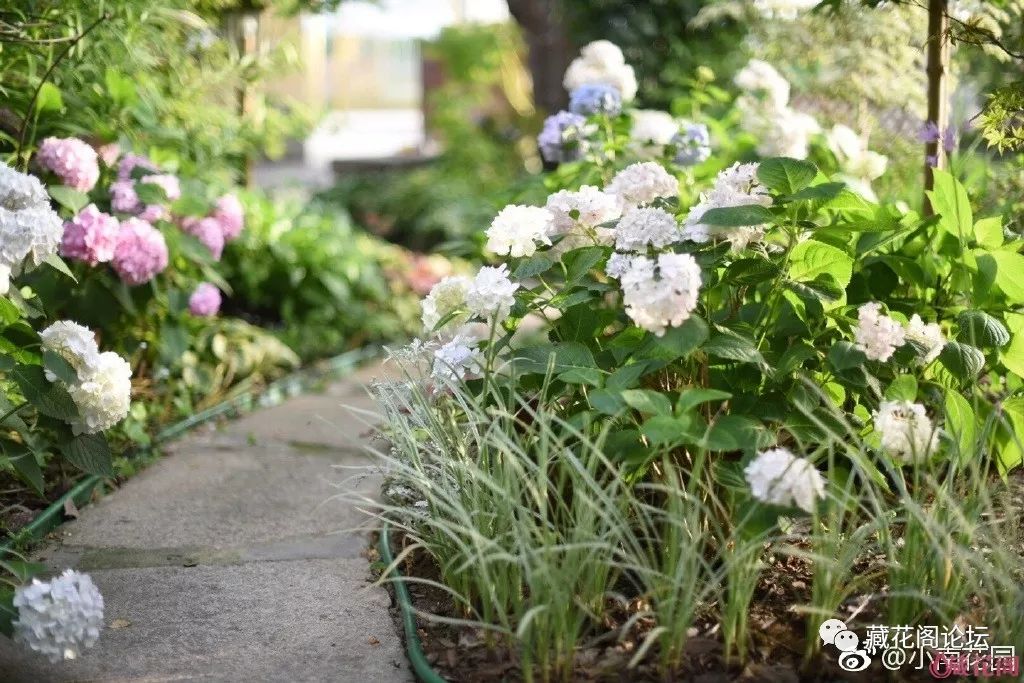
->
[515,342,596,374]
[699,204,773,227]
[989,250,1024,303]
[11,364,78,420]
[43,253,77,282]
[973,216,1004,249]
[512,254,556,279]
[134,182,167,205]
[785,181,846,203]
[756,157,818,194]
[956,310,1010,348]
[557,367,603,386]
[700,414,764,452]
[7,447,44,497]
[828,341,867,371]
[47,185,89,213]
[0,588,16,637]
[726,257,780,285]
[621,389,672,416]
[562,246,604,282]
[1002,313,1024,379]
[637,317,708,361]
[704,329,764,365]
[996,396,1024,472]
[944,391,977,463]
[590,389,626,416]
[885,375,918,402]
[938,342,986,382]
[59,433,114,477]
[927,169,973,242]
[676,387,732,414]
[642,414,701,446]
[606,363,649,391]
[43,350,79,384]
[788,240,854,288]
[35,82,63,112]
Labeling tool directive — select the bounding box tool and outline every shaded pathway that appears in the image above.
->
[0,363,410,682]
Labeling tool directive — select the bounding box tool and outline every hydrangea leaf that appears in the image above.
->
[938,342,986,382]
[11,364,78,420]
[59,433,114,477]
[884,375,918,402]
[620,389,672,416]
[47,185,88,213]
[756,157,817,195]
[989,250,1024,303]
[926,169,973,243]
[943,391,977,464]
[956,310,1010,348]
[973,216,1004,249]
[641,413,702,446]
[788,240,854,288]
[699,204,773,227]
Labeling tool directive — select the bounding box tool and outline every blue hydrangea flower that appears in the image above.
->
[538,111,588,164]
[569,84,623,116]
[671,122,711,166]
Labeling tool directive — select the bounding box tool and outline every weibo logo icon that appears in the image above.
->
[820,619,871,672]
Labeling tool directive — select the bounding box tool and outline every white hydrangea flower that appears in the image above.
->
[0,263,9,295]
[605,162,679,208]
[485,205,554,258]
[421,275,471,332]
[608,252,702,336]
[0,162,63,275]
[734,59,791,110]
[40,321,101,380]
[431,334,484,382]
[739,101,821,159]
[563,40,638,101]
[681,162,773,250]
[873,400,941,462]
[827,124,888,189]
[613,207,681,252]
[744,447,826,513]
[465,264,519,324]
[545,185,621,234]
[67,351,132,434]
[905,314,945,363]
[630,110,679,159]
[13,569,104,662]
[752,0,820,19]
[854,302,906,362]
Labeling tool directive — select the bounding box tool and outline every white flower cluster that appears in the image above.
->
[826,125,889,201]
[605,252,702,336]
[432,334,484,382]
[40,321,132,434]
[545,185,621,254]
[752,0,820,19]
[421,275,471,332]
[0,162,63,289]
[873,400,940,462]
[905,314,945,363]
[605,161,679,208]
[614,207,681,252]
[563,40,638,101]
[744,447,826,513]
[734,59,820,160]
[630,110,680,159]
[485,205,554,258]
[13,570,104,662]
[853,303,906,361]
[682,162,773,249]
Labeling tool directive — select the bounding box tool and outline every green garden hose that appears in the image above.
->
[378,521,448,683]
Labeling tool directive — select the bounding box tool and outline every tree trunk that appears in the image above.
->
[224,7,261,187]
[923,0,951,214]
[506,0,573,116]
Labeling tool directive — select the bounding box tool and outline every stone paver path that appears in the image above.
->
[0,362,411,682]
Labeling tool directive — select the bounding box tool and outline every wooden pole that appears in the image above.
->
[923,0,950,215]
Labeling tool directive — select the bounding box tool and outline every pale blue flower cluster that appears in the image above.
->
[538,111,588,163]
[671,122,712,166]
[569,84,623,116]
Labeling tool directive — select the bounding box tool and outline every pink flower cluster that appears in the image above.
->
[180,193,245,261]
[111,218,168,286]
[60,205,120,266]
[188,282,222,316]
[36,138,100,192]
[108,153,178,223]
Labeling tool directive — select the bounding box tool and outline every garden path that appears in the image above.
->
[0,362,412,682]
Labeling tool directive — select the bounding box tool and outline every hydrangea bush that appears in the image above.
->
[377,40,1024,674]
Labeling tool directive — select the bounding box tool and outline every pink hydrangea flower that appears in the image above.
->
[97,143,121,167]
[117,154,157,181]
[36,137,100,192]
[138,174,181,202]
[188,282,222,316]
[61,204,120,266]
[137,204,170,223]
[112,218,168,285]
[110,180,141,213]
[182,216,225,260]
[212,193,244,241]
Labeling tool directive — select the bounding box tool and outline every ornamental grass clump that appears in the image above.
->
[370,38,1024,680]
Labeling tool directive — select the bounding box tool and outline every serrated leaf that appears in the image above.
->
[828,341,867,371]
[757,157,818,194]
[642,414,701,446]
[562,246,604,282]
[59,433,114,477]
[973,216,1004,249]
[785,181,846,203]
[43,350,79,384]
[637,317,708,361]
[700,414,763,452]
[676,387,732,414]
[699,204,773,227]
[512,254,555,279]
[515,342,596,374]
[927,169,973,242]
[703,329,764,365]
[11,364,78,420]
[788,240,854,288]
[589,389,626,415]
[621,389,672,416]
[939,342,986,382]
[885,375,918,402]
[956,310,1010,348]
[47,185,88,213]
[726,257,780,285]
[7,448,44,497]
[989,250,1024,303]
